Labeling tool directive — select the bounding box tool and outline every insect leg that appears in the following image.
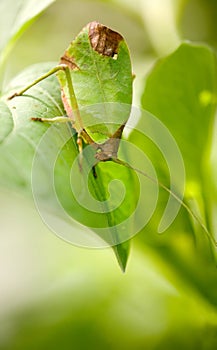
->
[7,65,68,100]
[61,66,84,131]
[73,133,82,171]
[31,116,70,123]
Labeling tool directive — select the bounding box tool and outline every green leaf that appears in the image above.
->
[0,0,55,71]
[209,120,217,236]
[141,42,217,184]
[0,100,14,143]
[0,63,62,191]
[129,43,217,232]
[1,22,135,270]
[1,61,135,271]
[127,42,217,304]
[140,43,217,240]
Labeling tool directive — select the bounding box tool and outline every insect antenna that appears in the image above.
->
[111,157,217,248]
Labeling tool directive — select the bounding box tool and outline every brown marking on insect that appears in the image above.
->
[60,52,79,70]
[88,21,123,57]
[31,117,43,122]
[60,89,75,121]
[112,123,125,139]
[93,124,125,162]
[94,139,120,161]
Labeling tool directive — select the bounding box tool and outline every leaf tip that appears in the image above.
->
[112,241,130,273]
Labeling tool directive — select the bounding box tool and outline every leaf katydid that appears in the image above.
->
[7,21,216,248]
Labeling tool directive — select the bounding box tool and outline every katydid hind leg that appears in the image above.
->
[77,134,84,171]
[31,116,70,123]
[7,65,67,100]
[63,66,84,131]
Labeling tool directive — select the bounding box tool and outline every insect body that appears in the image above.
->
[9,21,133,164]
[8,22,215,246]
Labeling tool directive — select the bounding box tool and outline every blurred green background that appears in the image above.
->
[1,0,217,349]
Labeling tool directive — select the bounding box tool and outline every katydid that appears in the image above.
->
[8,21,216,246]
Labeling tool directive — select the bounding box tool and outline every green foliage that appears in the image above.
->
[2,19,137,270]
[1,0,217,275]
[141,43,217,183]
[130,42,217,240]
[1,1,217,349]
[0,0,55,72]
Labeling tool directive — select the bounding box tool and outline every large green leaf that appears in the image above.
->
[1,64,135,271]
[0,0,55,71]
[0,100,14,143]
[141,43,217,239]
[128,42,217,305]
[129,43,217,233]
[141,42,217,183]
[1,22,136,271]
[209,118,217,238]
